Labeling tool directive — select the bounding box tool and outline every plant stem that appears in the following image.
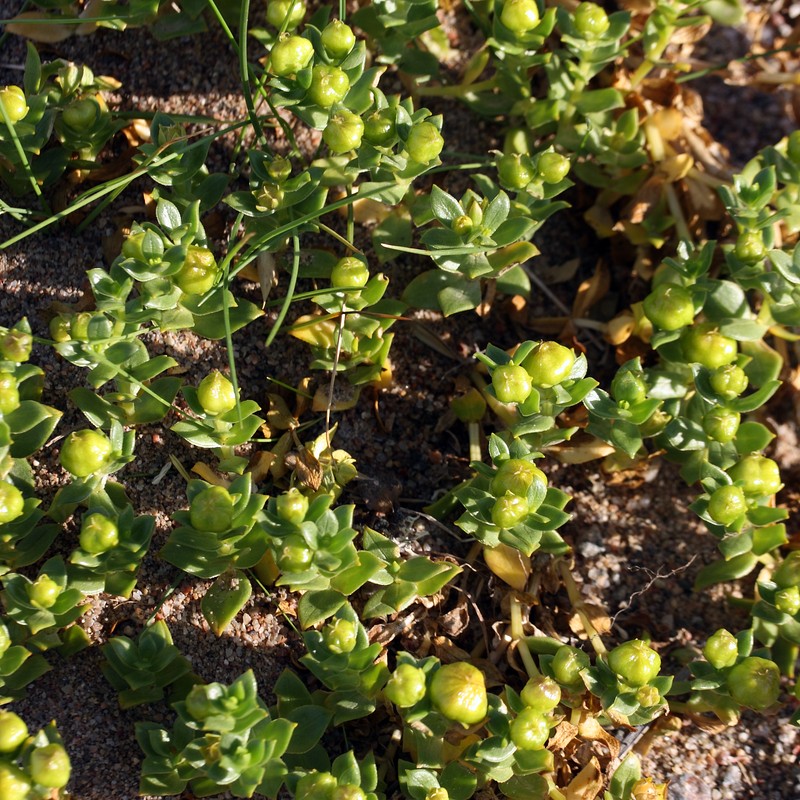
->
[510,594,540,679]
[558,560,607,656]
[265,233,301,347]
[415,77,497,98]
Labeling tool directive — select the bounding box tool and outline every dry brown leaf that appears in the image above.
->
[266,393,296,431]
[537,257,581,286]
[527,316,571,335]
[483,543,531,590]
[572,261,609,320]
[439,595,470,637]
[248,451,276,484]
[549,720,580,751]
[564,757,604,800]
[577,715,621,760]
[6,12,74,42]
[568,602,612,640]
[256,251,276,304]
[549,438,616,465]
[284,447,323,491]
[191,462,230,487]
[311,382,361,412]
[605,312,636,345]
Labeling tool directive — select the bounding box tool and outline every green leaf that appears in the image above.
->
[430,185,464,225]
[499,773,548,800]
[284,705,332,754]
[298,590,347,628]
[694,552,758,590]
[7,402,62,458]
[574,88,623,114]
[201,569,252,635]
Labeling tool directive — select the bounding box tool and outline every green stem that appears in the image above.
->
[1,120,250,250]
[511,595,540,679]
[0,100,50,213]
[265,233,301,347]
[415,77,498,98]
[467,421,481,463]
[559,561,607,656]
[222,211,245,424]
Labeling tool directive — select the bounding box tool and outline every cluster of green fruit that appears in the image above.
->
[0,712,70,800]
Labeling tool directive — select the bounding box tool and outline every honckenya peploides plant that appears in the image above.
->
[0,0,799,797]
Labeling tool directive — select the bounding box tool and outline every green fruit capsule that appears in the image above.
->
[429,662,488,725]
[268,156,292,182]
[702,408,740,444]
[330,256,369,289]
[426,790,449,800]
[0,372,19,416]
[706,484,747,526]
[197,371,237,415]
[681,323,737,369]
[703,628,739,669]
[175,245,217,295]
[452,214,473,236]
[536,152,570,184]
[405,121,444,164]
[254,183,285,212]
[62,97,100,132]
[728,455,781,498]
[60,429,113,477]
[496,153,534,190]
[520,675,561,712]
[551,645,590,688]
[521,341,576,388]
[775,586,800,616]
[642,283,695,331]
[323,618,358,654]
[773,552,800,588]
[709,364,748,400]
[500,0,540,32]
[266,0,305,29]
[0,711,28,753]
[0,762,30,800]
[492,364,532,404]
[28,574,61,609]
[573,2,610,38]
[80,512,120,553]
[636,685,661,707]
[29,743,71,789]
[0,86,28,124]
[190,485,234,532]
[490,459,547,498]
[510,707,550,750]
[321,20,356,59]
[363,108,396,147]
[270,34,314,77]
[610,369,647,405]
[607,640,661,687]
[727,656,781,711]
[307,65,350,108]
[296,771,338,800]
[277,535,314,572]
[0,329,32,363]
[734,231,766,264]
[0,480,24,524]
[491,493,529,529]
[332,786,367,800]
[384,663,427,707]
[275,487,309,525]
[323,109,364,153]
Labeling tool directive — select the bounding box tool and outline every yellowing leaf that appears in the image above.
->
[6,12,74,42]
[483,543,531,590]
